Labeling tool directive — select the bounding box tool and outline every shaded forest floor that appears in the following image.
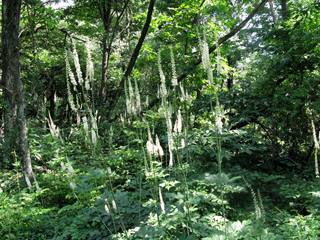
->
[1,123,320,239]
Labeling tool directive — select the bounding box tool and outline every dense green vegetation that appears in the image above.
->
[1,0,320,239]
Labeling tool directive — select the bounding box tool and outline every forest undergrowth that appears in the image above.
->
[1,36,320,240]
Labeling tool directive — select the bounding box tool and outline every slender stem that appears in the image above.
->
[217,138,222,174]
[221,190,227,239]
[175,146,192,234]
[138,127,148,224]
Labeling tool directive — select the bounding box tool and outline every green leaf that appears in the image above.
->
[205,173,229,186]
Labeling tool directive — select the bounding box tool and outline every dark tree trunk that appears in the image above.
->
[2,0,18,166]
[281,0,288,19]
[100,39,109,102]
[98,0,130,105]
[227,73,233,90]
[2,0,37,187]
[98,1,112,104]
[227,55,236,90]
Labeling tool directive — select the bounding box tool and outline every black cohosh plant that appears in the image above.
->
[117,32,234,238]
[31,33,274,239]
[119,44,196,237]
[2,16,320,238]
[200,30,230,238]
[65,41,98,154]
[46,39,130,238]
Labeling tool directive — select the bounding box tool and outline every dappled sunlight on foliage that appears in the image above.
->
[1,0,320,239]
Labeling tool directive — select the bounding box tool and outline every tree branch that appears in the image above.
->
[269,0,277,24]
[147,0,269,110]
[106,0,156,119]
[59,28,86,45]
[19,25,45,38]
[179,0,269,83]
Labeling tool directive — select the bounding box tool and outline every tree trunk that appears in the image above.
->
[106,0,156,119]
[100,39,108,102]
[268,0,277,24]
[2,0,37,187]
[98,0,129,105]
[98,1,112,104]
[281,0,288,19]
[2,0,18,166]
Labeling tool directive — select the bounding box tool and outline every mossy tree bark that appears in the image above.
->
[2,0,36,186]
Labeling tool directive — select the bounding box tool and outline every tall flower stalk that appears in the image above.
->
[201,32,228,238]
[65,43,98,153]
[156,47,194,234]
[158,49,174,167]
[311,118,320,178]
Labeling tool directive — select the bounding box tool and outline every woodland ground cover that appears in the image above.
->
[1,113,320,239]
[1,0,320,239]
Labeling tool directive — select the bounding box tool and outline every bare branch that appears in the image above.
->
[106,0,156,119]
